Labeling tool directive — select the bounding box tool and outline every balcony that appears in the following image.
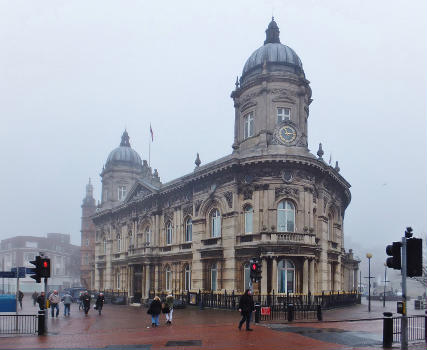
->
[260,231,316,245]
[180,243,192,250]
[201,237,221,246]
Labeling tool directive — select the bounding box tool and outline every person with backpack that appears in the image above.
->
[164,294,174,325]
[82,291,91,316]
[62,291,73,317]
[95,293,104,315]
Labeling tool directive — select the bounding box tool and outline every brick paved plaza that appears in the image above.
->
[1,297,425,350]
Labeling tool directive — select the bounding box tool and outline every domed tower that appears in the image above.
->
[231,18,312,157]
[100,130,145,209]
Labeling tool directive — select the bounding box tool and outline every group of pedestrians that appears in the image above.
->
[32,289,104,318]
[147,294,174,327]
[147,290,255,331]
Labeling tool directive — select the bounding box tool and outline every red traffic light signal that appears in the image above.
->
[251,263,257,271]
[40,258,51,278]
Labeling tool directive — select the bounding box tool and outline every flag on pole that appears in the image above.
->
[150,124,154,142]
[329,154,332,165]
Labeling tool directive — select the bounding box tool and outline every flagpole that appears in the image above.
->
[149,136,151,168]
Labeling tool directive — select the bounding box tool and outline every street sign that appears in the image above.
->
[261,306,271,316]
[0,271,17,278]
[11,267,26,278]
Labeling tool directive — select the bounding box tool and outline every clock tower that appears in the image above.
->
[231,18,312,157]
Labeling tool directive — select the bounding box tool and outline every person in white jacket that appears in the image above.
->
[48,290,60,318]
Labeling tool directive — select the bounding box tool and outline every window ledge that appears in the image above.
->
[201,237,221,246]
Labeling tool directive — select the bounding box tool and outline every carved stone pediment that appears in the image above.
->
[275,186,299,200]
[124,181,157,203]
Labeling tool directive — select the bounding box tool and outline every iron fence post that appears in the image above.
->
[255,303,260,323]
[317,305,322,321]
[37,310,45,336]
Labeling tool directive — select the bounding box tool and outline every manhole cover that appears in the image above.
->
[166,340,202,346]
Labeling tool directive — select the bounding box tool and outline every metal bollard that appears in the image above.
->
[38,310,45,336]
[383,312,393,348]
[287,303,294,322]
[254,303,260,323]
[317,305,322,321]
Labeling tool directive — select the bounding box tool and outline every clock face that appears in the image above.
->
[278,125,297,143]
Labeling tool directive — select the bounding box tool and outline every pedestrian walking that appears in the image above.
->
[48,290,60,318]
[164,294,174,325]
[95,293,104,315]
[32,291,38,307]
[147,296,162,327]
[37,291,46,310]
[79,291,84,311]
[62,291,73,317]
[82,291,91,316]
[238,289,255,331]
[17,290,24,309]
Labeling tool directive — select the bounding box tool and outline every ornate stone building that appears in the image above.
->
[92,19,359,301]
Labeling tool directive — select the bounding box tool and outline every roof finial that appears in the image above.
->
[235,76,239,89]
[120,130,131,147]
[264,17,280,45]
[317,143,324,160]
[195,153,201,168]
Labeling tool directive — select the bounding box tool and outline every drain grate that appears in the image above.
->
[166,340,202,347]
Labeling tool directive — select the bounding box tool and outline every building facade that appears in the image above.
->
[0,233,80,293]
[92,19,359,301]
[80,179,96,289]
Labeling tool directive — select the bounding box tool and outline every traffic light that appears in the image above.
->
[255,260,262,281]
[250,259,257,281]
[29,256,42,283]
[406,238,422,277]
[386,242,401,270]
[40,258,51,278]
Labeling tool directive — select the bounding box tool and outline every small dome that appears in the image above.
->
[105,131,142,170]
[241,18,303,80]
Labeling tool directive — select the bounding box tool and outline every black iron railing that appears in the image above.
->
[392,315,426,343]
[0,314,38,334]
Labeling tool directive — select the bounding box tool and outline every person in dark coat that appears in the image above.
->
[36,291,46,310]
[82,291,91,316]
[95,293,104,315]
[32,291,38,306]
[17,290,24,309]
[147,296,162,327]
[238,289,255,331]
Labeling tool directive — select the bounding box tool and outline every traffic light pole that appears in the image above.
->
[401,237,408,350]
[44,277,48,334]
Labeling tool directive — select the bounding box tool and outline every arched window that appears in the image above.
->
[145,226,151,245]
[166,222,173,245]
[211,209,221,238]
[165,266,172,291]
[243,263,251,291]
[117,234,122,252]
[184,265,191,291]
[211,264,217,291]
[185,218,192,242]
[244,205,253,234]
[327,214,333,241]
[277,259,295,293]
[277,200,295,232]
[244,112,254,139]
[103,239,107,254]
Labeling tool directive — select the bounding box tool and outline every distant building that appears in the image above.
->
[91,19,359,301]
[0,233,80,293]
[80,179,96,289]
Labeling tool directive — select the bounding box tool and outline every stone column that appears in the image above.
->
[302,258,309,294]
[145,264,151,298]
[128,265,133,300]
[261,258,268,294]
[271,257,278,293]
[309,259,315,293]
[335,258,341,291]
[154,265,159,292]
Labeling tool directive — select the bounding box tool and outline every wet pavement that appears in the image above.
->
[0,296,425,349]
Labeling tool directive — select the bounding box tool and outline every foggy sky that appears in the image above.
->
[1,1,426,277]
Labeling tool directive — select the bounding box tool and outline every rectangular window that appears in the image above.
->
[244,208,253,234]
[166,270,172,291]
[185,269,191,291]
[244,112,254,139]
[118,186,127,201]
[103,240,107,253]
[86,238,89,246]
[117,273,120,289]
[211,265,217,290]
[277,107,290,123]
[25,241,38,248]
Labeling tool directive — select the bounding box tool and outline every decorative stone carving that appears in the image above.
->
[275,186,299,200]
[194,200,202,216]
[224,191,233,208]
[182,205,193,218]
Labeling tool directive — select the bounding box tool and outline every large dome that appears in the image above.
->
[241,18,303,80]
[105,130,142,170]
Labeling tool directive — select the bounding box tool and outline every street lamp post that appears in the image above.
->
[383,263,387,308]
[366,253,373,312]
